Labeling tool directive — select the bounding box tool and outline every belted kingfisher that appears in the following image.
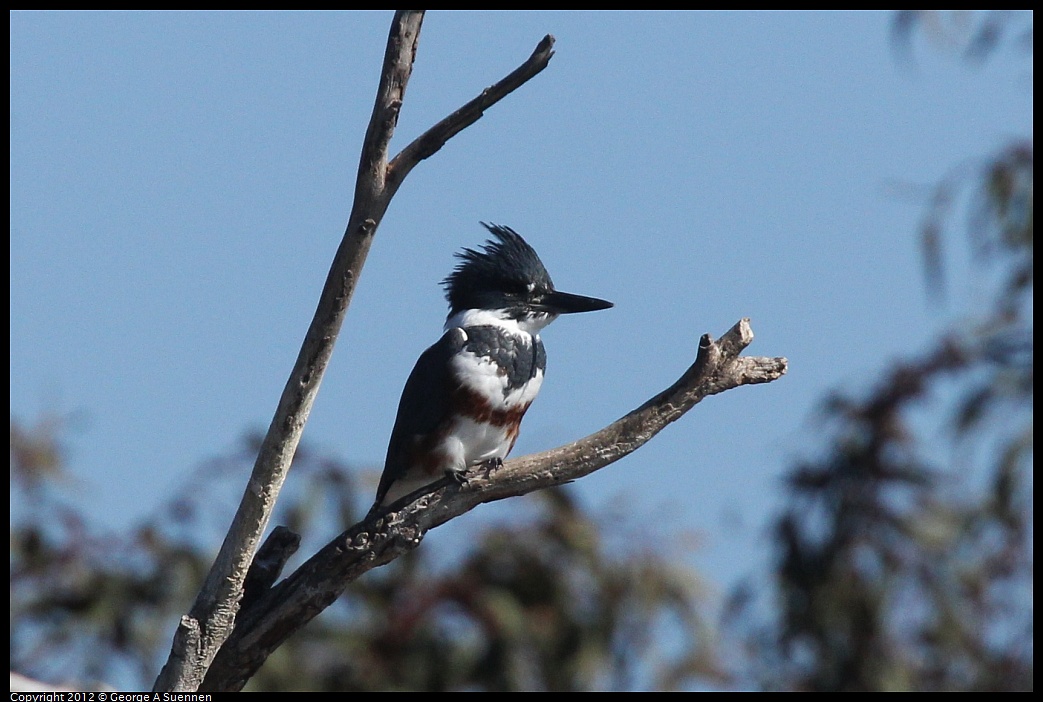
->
[371,223,613,511]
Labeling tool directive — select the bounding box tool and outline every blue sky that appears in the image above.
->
[10,11,1032,597]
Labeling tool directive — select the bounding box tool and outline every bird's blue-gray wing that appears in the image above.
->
[374,328,467,506]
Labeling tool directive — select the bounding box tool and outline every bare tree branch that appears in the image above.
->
[200,318,787,691]
[153,11,557,691]
[387,34,556,192]
[241,527,301,611]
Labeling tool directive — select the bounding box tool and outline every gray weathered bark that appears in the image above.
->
[200,319,786,691]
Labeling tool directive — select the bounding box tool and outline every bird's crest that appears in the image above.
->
[442,223,554,313]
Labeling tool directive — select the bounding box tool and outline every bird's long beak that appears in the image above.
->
[536,289,614,314]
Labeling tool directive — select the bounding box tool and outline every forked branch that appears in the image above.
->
[153,11,557,692]
[200,318,786,691]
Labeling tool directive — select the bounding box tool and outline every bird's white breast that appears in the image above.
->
[450,345,545,410]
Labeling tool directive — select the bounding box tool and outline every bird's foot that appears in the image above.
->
[480,457,504,479]
[445,469,469,488]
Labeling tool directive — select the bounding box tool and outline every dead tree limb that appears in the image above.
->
[200,318,786,691]
[152,11,556,692]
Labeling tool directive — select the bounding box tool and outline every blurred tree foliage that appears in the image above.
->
[10,428,722,691]
[9,10,1032,692]
[726,10,1032,692]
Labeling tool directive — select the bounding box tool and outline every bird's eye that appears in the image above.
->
[503,281,530,296]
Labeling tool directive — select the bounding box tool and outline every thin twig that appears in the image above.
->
[387,34,556,192]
